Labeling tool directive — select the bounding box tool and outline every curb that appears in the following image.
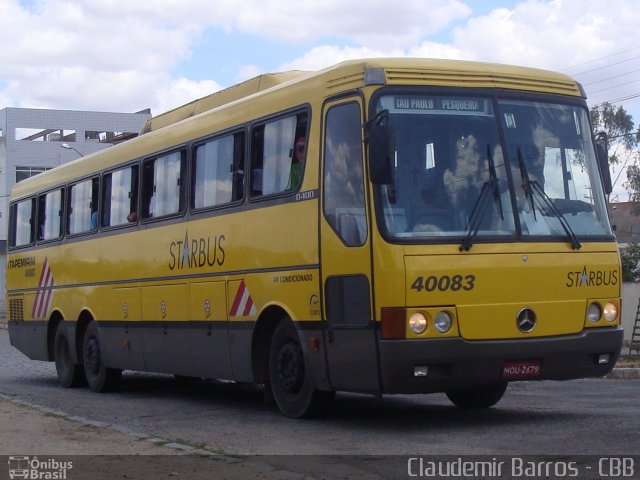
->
[605,368,640,380]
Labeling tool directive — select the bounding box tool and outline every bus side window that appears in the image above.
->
[37,189,64,241]
[250,111,307,198]
[192,132,244,210]
[142,150,186,219]
[102,165,139,227]
[67,177,99,235]
[323,103,366,246]
[10,198,35,247]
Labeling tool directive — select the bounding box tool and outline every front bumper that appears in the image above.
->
[379,327,623,394]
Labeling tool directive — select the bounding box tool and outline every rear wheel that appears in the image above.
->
[446,382,508,409]
[53,322,86,388]
[82,321,122,392]
[269,319,334,418]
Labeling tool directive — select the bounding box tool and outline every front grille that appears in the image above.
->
[9,298,24,322]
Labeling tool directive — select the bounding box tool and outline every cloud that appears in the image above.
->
[279,43,462,73]
[449,1,640,71]
[273,0,640,79]
[224,0,471,48]
[0,0,199,113]
[153,77,223,114]
[2,0,640,125]
[235,65,264,82]
[279,46,394,72]
[33,0,471,48]
[0,0,467,113]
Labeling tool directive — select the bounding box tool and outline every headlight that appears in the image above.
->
[603,302,618,322]
[587,303,601,323]
[409,312,428,334]
[434,311,452,333]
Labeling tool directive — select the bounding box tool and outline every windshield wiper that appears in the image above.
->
[460,145,504,251]
[487,144,504,221]
[517,148,582,250]
[517,148,537,220]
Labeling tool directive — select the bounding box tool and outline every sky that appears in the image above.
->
[2,0,639,199]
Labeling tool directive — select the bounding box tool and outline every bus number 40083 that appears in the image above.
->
[411,274,476,293]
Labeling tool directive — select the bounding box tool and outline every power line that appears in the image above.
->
[571,55,640,77]
[590,92,640,108]
[582,68,640,87]
[611,150,637,189]
[565,49,640,109]
[586,79,640,96]
[561,47,640,73]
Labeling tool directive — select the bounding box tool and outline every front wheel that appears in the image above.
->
[446,382,508,409]
[54,322,86,388]
[82,321,122,392]
[269,319,334,418]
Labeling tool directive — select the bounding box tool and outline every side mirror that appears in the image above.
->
[594,132,612,195]
[367,121,395,185]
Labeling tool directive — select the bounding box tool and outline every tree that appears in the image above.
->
[627,164,640,203]
[590,102,640,201]
[621,243,640,282]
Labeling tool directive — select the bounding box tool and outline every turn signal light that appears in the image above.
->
[381,308,406,339]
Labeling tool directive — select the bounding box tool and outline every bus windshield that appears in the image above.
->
[374,92,612,243]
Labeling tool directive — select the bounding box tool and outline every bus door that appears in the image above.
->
[320,98,380,393]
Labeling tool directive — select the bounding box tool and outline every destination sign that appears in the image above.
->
[380,95,491,116]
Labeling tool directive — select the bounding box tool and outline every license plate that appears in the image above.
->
[502,360,542,379]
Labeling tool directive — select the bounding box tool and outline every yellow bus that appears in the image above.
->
[7,58,623,418]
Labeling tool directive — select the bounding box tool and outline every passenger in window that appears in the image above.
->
[147,194,155,218]
[287,136,306,190]
[91,210,98,230]
[38,215,45,240]
[128,189,139,222]
[443,134,483,222]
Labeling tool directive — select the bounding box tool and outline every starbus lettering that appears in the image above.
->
[566,266,618,287]
[169,231,225,270]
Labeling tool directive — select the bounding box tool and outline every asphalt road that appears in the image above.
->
[1,328,639,478]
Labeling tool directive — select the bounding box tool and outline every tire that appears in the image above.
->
[446,382,508,409]
[269,319,334,418]
[53,322,86,388]
[82,321,122,392]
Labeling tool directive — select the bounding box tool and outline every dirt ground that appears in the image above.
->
[0,398,296,480]
[0,398,183,456]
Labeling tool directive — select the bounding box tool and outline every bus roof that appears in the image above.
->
[11,57,583,201]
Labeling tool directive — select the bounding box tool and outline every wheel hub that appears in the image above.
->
[276,341,304,393]
[85,337,101,375]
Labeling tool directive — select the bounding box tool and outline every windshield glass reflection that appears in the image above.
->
[376,94,515,239]
[500,100,611,238]
[374,93,611,243]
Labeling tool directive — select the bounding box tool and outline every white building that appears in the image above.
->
[0,107,151,314]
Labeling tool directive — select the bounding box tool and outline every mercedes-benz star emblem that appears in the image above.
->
[516,308,537,333]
